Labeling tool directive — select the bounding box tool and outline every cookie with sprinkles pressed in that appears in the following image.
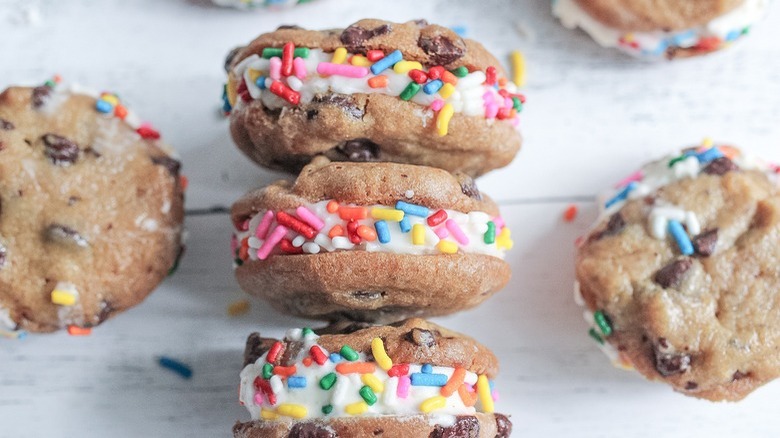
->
[0,79,185,335]
[231,156,513,323]
[234,318,512,438]
[575,141,780,401]
[553,0,769,59]
[223,19,525,177]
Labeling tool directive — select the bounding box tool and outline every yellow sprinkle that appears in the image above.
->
[227,299,250,317]
[624,33,635,43]
[260,408,278,420]
[496,227,513,250]
[438,83,455,100]
[276,403,308,419]
[412,224,426,245]
[371,337,393,371]
[702,137,714,148]
[227,75,238,106]
[393,60,423,74]
[420,395,447,413]
[361,373,384,393]
[51,289,76,306]
[332,47,347,64]
[436,103,455,136]
[436,240,458,254]
[345,401,369,416]
[509,50,525,87]
[371,208,404,222]
[101,94,119,106]
[247,69,263,85]
[476,375,494,413]
[350,55,372,67]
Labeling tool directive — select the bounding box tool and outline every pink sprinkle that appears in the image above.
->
[269,57,282,80]
[504,97,513,109]
[492,389,500,402]
[613,170,643,189]
[255,211,275,240]
[482,91,495,103]
[257,225,288,260]
[493,216,505,231]
[254,392,263,405]
[430,99,444,111]
[296,206,325,231]
[293,57,307,80]
[316,62,369,78]
[485,102,499,119]
[445,219,469,245]
[239,219,250,231]
[511,116,520,127]
[397,375,411,399]
[465,383,475,393]
[230,234,238,254]
[434,226,449,239]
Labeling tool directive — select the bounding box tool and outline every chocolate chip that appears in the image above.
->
[97,301,115,324]
[654,258,693,289]
[42,133,80,166]
[429,415,480,438]
[351,290,385,300]
[406,328,436,347]
[0,244,6,269]
[456,173,482,200]
[654,343,691,377]
[733,370,750,381]
[276,24,302,30]
[31,85,52,108]
[685,381,698,390]
[280,341,304,366]
[0,118,14,130]
[288,423,336,438]
[413,19,429,27]
[339,24,392,51]
[68,196,81,206]
[151,155,182,177]
[337,139,380,162]
[306,109,318,120]
[45,224,89,248]
[418,34,466,66]
[703,157,739,176]
[243,332,279,367]
[591,212,626,242]
[224,47,242,73]
[693,229,718,257]
[313,94,363,119]
[494,413,512,438]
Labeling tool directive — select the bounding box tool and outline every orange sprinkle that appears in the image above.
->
[718,145,739,160]
[239,237,249,260]
[273,365,297,377]
[328,225,345,238]
[498,77,508,86]
[179,175,189,191]
[326,200,340,213]
[335,362,376,374]
[302,357,313,367]
[563,205,578,222]
[338,206,368,221]
[114,104,128,120]
[441,71,458,85]
[356,225,377,241]
[368,75,389,88]
[458,384,477,407]
[67,326,92,336]
[440,367,466,397]
[53,74,62,83]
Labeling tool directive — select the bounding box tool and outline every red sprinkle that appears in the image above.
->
[280,238,304,254]
[254,377,277,405]
[310,345,328,365]
[269,80,301,105]
[427,209,448,227]
[347,220,361,244]
[276,211,316,239]
[485,66,497,85]
[428,66,445,80]
[366,50,385,62]
[302,357,313,367]
[563,205,578,222]
[114,105,128,120]
[266,341,284,364]
[408,69,428,84]
[236,80,251,102]
[496,107,512,120]
[281,42,294,76]
[388,363,410,377]
[137,126,160,140]
[67,326,91,336]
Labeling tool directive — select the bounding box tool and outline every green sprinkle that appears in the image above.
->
[319,372,337,390]
[484,221,496,244]
[742,26,750,35]
[588,328,604,345]
[512,97,522,111]
[262,48,283,58]
[322,404,333,415]
[667,154,689,168]
[293,48,310,58]
[399,82,421,101]
[262,363,273,379]
[302,327,315,337]
[359,385,377,405]
[234,258,243,266]
[340,345,359,361]
[451,66,468,78]
[593,310,613,337]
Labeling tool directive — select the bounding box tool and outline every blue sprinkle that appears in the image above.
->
[399,216,411,233]
[421,364,433,374]
[396,201,430,218]
[287,376,307,388]
[95,99,113,114]
[329,353,342,363]
[696,147,724,164]
[604,182,638,209]
[725,30,742,42]
[489,380,495,390]
[668,220,694,256]
[158,356,193,379]
[410,372,447,386]
[370,50,403,75]
[450,25,467,37]
[423,79,443,95]
[375,220,391,244]
[672,30,696,46]
[256,76,267,90]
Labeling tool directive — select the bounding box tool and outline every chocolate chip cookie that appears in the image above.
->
[0,82,185,334]
[576,142,780,400]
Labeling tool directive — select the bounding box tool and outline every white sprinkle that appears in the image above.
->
[404,190,414,199]
[292,236,306,247]
[384,377,399,406]
[573,281,585,306]
[270,375,284,394]
[248,237,262,249]
[331,376,349,405]
[303,242,321,254]
[685,211,701,236]
[264,77,274,89]
[468,212,490,224]
[287,76,303,91]
[314,234,335,252]
[331,236,354,250]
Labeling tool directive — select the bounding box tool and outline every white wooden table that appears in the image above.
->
[2,0,780,436]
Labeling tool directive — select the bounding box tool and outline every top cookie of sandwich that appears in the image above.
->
[575,0,745,32]
[224,19,524,177]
